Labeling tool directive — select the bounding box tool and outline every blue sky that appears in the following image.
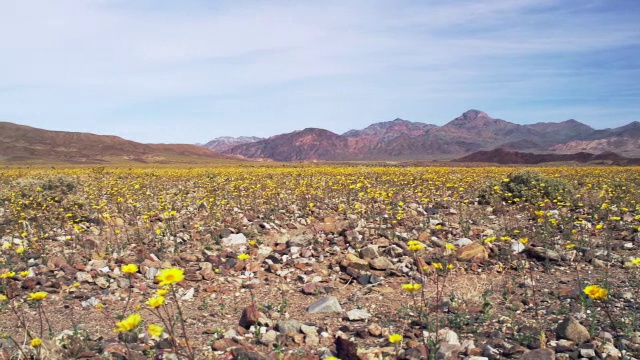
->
[1,0,638,143]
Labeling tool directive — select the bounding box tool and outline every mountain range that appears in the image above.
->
[208,110,640,161]
[1,110,639,164]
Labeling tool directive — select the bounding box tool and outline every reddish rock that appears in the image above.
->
[239,305,266,329]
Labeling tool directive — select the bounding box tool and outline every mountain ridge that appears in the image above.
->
[0,121,241,164]
[215,110,639,161]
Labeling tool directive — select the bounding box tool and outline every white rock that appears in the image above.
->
[181,288,195,300]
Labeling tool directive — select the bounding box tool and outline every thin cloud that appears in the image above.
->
[0,0,637,143]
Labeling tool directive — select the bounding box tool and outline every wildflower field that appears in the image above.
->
[0,165,639,359]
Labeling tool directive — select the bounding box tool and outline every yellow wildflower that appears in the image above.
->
[237,253,251,261]
[389,333,403,343]
[30,338,42,347]
[401,283,422,292]
[15,247,25,254]
[0,295,6,301]
[156,268,184,286]
[432,263,443,270]
[631,258,640,266]
[19,270,30,277]
[27,292,48,301]
[0,271,15,279]
[583,285,608,300]
[407,240,424,251]
[445,243,456,250]
[148,324,163,338]
[156,288,168,296]
[146,296,165,309]
[114,313,142,332]
[121,264,139,274]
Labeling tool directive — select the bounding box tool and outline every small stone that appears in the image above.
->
[239,305,265,329]
[454,238,473,247]
[437,342,461,360]
[181,288,195,300]
[276,320,302,335]
[95,277,109,289]
[347,309,371,321]
[259,330,277,344]
[556,316,590,343]
[520,348,555,360]
[300,325,317,336]
[145,267,158,280]
[342,254,369,270]
[221,233,247,246]
[116,277,130,288]
[211,338,236,351]
[307,296,343,314]
[360,245,379,259]
[368,257,393,270]
[528,247,561,261]
[511,240,526,254]
[455,243,489,262]
[76,272,94,283]
[368,323,382,337]
[200,268,216,281]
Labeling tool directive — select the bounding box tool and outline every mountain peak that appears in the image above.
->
[444,110,501,128]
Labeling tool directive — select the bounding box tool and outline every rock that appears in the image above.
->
[181,288,195,300]
[455,238,473,247]
[221,233,247,246]
[335,336,359,360]
[368,323,383,337]
[300,325,317,336]
[276,320,302,335]
[360,245,379,259]
[76,271,94,283]
[200,267,216,280]
[368,257,393,270]
[307,296,343,314]
[145,267,158,280]
[116,277,130,288]
[440,329,460,345]
[520,348,555,360]
[239,305,265,329]
[343,254,369,270]
[211,338,236,351]
[601,343,622,357]
[347,309,371,321]
[437,342,461,359]
[95,277,109,289]
[528,247,561,261]
[259,330,277,345]
[455,243,489,262]
[556,316,590,343]
[511,240,526,254]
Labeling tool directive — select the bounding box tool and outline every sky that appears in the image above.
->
[1,0,639,144]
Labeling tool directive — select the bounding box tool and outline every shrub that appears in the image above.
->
[478,170,573,205]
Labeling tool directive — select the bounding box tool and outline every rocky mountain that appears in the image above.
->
[223,128,352,161]
[218,110,640,161]
[203,136,263,152]
[0,121,240,164]
[343,118,437,140]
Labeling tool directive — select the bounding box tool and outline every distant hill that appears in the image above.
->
[212,110,640,161]
[452,148,640,165]
[203,136,264,152]
[0,122,242,164]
